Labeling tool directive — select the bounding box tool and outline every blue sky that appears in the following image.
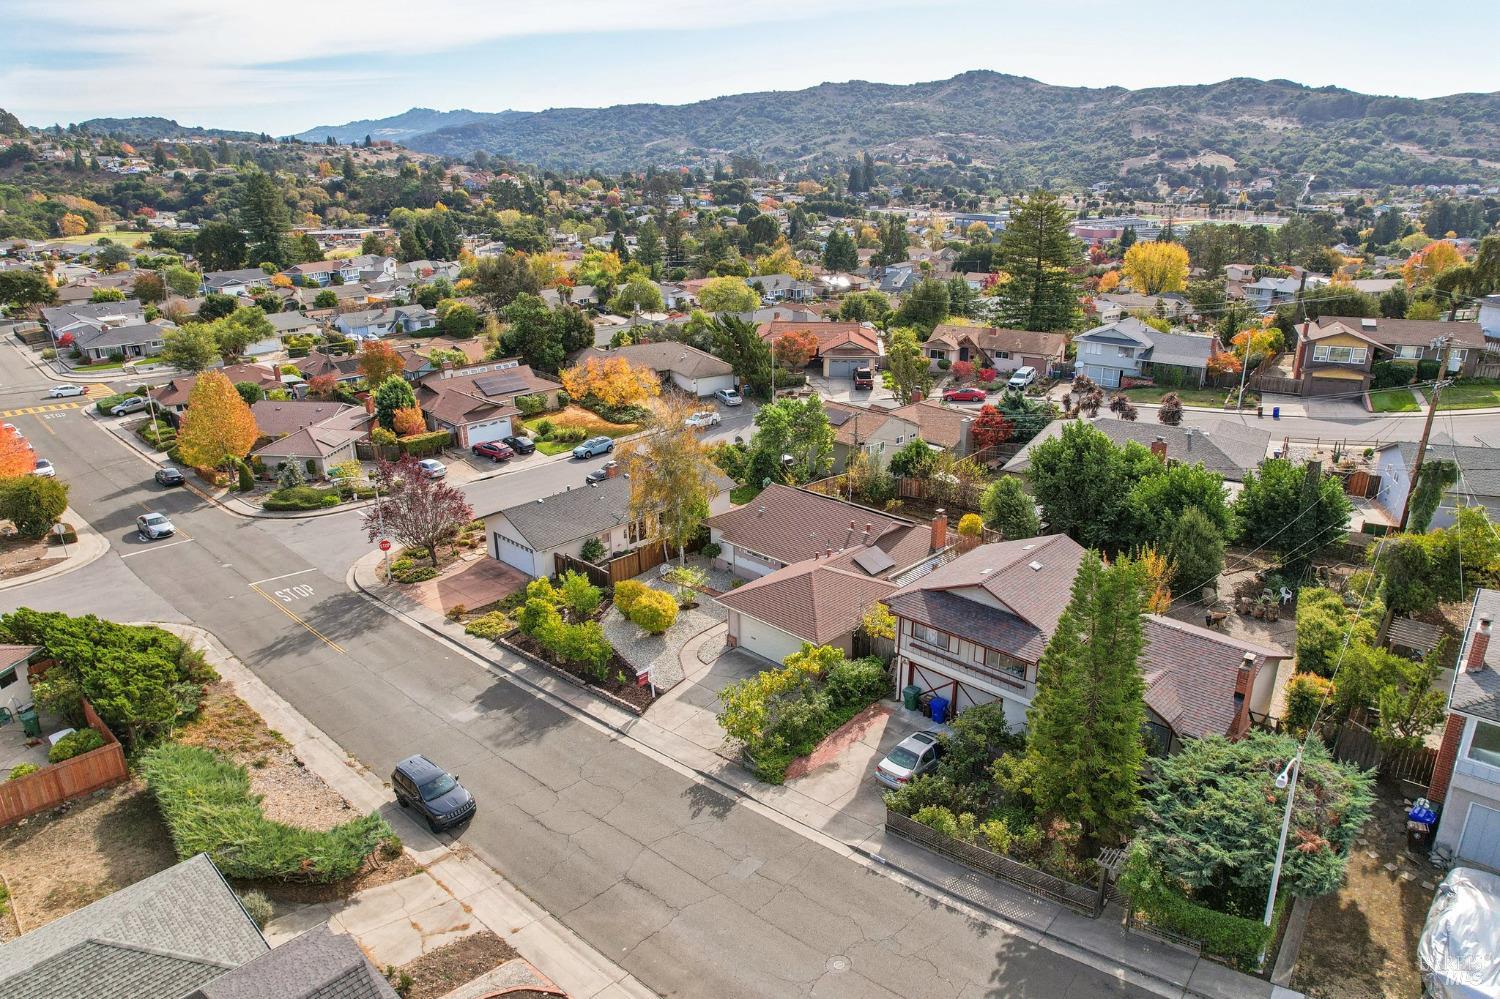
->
[4,0,1498,134]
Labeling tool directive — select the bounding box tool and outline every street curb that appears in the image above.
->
[0,506,109,591]
[348,558,1264,998]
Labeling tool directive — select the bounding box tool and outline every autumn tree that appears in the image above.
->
[1403,240,1463,288]
[306,373,338,400]
[364,456,474,566]
[373,376,417,431]
[1097,270,1121,294]
[768,327,819,371]
[624,396,724,564]
[358,339,404,387]
[176,371,258,471]
[561,356,661,410]
[1122,241,1190,295]
[392,407,426,437]
[968,405,1013,457]
[58,213,88,237]
[131,272,165,304]
[0,425,36,478]
[699,276,760,313]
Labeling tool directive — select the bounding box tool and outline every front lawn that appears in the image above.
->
[68,360,124,373]
[1118,386,1231,408]
[1369,388,1420,413]
[523,404,638,455]
[1431,378,1500,410]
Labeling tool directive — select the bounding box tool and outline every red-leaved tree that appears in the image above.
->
[951,360,975,384]
[364,456,474,567]
[770,328,820,370]
[969,404,1013,457]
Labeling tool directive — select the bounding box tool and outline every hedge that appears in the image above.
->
[141,743,394,883]
[398,430,452,457]
[263,486,341,511]
[1371,360,1417,390]
[1116,844,1272,970]
[47,728,105,763]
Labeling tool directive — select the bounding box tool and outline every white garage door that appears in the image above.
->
[467,417,513,446]
[492,531,538,577]
[737,615,804,665]
[1458,803,1500,871]
[826,358,864,379]
[1083,364,1120,388]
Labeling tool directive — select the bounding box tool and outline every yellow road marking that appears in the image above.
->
[0,401,85,418]
[249,582,346,654]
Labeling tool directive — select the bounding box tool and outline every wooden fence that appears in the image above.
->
[885,809,1106,916]
[1332,712,1438,798]
[555,543,670,588]
[0,700,128,827]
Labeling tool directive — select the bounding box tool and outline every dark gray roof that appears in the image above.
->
[190,925,397,999]
[1004,417,1270,482]
[40,300,146,328]
[0,854,267,999]
[74,322,169,350]
[1142,329,1215,369]
[1390,440,1500,499]
[1076,317,1154,347]
[1452,589,1500,723]
[496,470,732,551]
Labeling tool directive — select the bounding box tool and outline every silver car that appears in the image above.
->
[714,387,743,407]
[48,384,85,398]
[110,396,150,416]
[31,458,55,478]
[874,731,944,788]
[136,512,175,541]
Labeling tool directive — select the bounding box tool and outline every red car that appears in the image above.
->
[942,387,987,402]
[471,440,516,462]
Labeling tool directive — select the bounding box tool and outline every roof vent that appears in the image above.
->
[1028,560,1044,571]
[1360,318,1377,329]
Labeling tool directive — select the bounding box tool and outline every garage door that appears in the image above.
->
[492,531,537,577]
[1082,364,1120,388]
[467,417,513,446]
[826,358,864,379]
[1458,803,1500,871]
[736,614,804,665]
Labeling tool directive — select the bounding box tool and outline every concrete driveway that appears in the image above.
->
[784,705,934,831]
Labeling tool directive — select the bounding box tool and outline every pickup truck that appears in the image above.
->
[853,366,874,390]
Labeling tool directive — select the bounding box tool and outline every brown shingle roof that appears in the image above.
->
[416,363,552,427]
[1319,316,1485,350]
[250,400,359,438]
[886,400,969,450]
[582,342,732,379]
[150,364,283,408]
[717,556,898,645]
[708,484,917,566]
[889,534,1085,636]
[758,320,880,356]
[1140,616,1287,739]
[925,324,1068,360]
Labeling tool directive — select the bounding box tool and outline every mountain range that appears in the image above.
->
[290,108,506,145]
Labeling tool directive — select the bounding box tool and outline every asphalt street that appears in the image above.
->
[0,358,1153,997]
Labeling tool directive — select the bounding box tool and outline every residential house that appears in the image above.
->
[1427,590,1500,871]
[201,268,272,297]
[921,324,1068,376]
[886,399,975,457]
[415,360,559,448]
[265,310,321,339]
[297,345,432,386]
[280,259,362,287]
[1316,315,1487,377]
[1479,294,1500,345]
[580,341,736,399]
[395,259,460,283]
[876,265,918,296]
[1371,440,1500,529]
[0,853,395,999]
[296,283,370,310]
[1073,318,1216,389]
[1289,319,1389,397]
[347,254,398,282]
[249,400,370,478]
[886,534,1285,743]
[716,551,901,662]
[485,471,734,578]
[0,643,39,724]
[40,299,146,345]
[749,274,817,302]
[150,363,286,416]
[824,401,920,472]
[1244,275,1327,313]
[1003,417,1271,487]
[541,284,600,309]
[759,320,882,379]
[70,321,169,361]
[1094,292,1192,322]
[334,304,437,340]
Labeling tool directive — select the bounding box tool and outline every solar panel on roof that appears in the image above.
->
[473,372,529,397]
[852,548,895,576]
[826,410,852,427]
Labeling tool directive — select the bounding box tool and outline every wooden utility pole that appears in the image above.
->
[1397,336,1454,531]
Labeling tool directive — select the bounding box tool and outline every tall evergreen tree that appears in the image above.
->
[1019,551,1147,844]
[822,228,858,272]
[239,171,289,267]
[635,218,663,275]
[861,151,876,191]
[993,191,1080,331]
[610,229,630,262]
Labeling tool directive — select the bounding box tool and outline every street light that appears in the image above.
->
[1262,748,1303,928]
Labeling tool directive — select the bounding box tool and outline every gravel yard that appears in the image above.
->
[603,576,725,691]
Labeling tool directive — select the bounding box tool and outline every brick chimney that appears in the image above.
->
[605,462,619,479]
[1428,714,1467,803]
[911,389,924,404]
[930,509,947,551]
[1230,651,1257,739]
[1467,614,1493,672]
[1150,436,1168,461]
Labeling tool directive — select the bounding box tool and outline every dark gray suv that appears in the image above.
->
[391,754,475,833]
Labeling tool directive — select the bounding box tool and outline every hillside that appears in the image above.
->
[289,107,506,144]
[71,116,262,142]
[383,71,1500,186]
[0,108,25,139]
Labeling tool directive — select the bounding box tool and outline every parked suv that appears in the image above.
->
[501,434,536,455]
[572,436,614,459]
[853,366,874,390]
[391,754,475,833]
[471,440,515,462]
[1007,366,1038,390]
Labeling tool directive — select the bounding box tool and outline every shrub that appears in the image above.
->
[140,743,394,883]
[579,537,607,564]
[263,486,340,511]
[556,389,571,408]
[463,611,514,640]
[612,579,648,616]
[238,890,274,929]
[236,460,254,492]
[390,561,437,584]
[8,763,39,781]
[518,596,562,635]
[936,358,951,370]
[913,804,962,838]
[957,513,984,539]
[371,426,397,446]
[0,476,69,539]
[47,728,106,763]
[1371,360,1417,390]
[1284,672,1334,735]
[559,570,602,618]
[514,394,547,417]
[535,419,555,438]
[701,542,722,560]
[397,430,451,458]
[41,347,56,360]
[1416,358,1440,381]
[628,587,679,634]
[1117,845,1273,970]
[94,393,131,414]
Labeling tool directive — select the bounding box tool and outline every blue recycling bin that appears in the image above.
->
[929,696,950,724]
[1272,406,1281,420]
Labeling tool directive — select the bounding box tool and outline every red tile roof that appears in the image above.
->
[758,320,880,356]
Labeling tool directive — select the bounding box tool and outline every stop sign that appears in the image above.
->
[378,539,392,552]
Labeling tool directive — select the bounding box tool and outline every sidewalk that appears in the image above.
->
[0,505,109,592]
[349,552,1297,999]
[155,623,655,999]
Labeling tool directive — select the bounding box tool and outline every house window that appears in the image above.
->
[1312,345,1367,364]
[993,351,1010,360]
[982,647,1024,679]
[627,519,649,545]
[0,667,15,690]
[1468,720,1500,769]
[928,349,945,360]
[911,622,949,649]
[1396,345,1423,359]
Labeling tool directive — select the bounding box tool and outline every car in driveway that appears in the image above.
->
[155,466,186,487]
[471,440,515,462]
[715,387,742,407]
[501,434,535,455]
[941,387,987,403]
[685,409,721,430]
[1007,366,1038,390]
[572,435,614,459]
[31,458,55,477]
[109,396,150,416]
[853,366,874,390]
[874,731,944,788]
[48,384,85,399]
[392,754,475,833]
[585,460,618,484]
[135,512,175,541]
[416,458,447,479]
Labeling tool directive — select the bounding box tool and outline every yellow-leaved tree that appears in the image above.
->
[1403,240,1464,288]
[177,371,259,472]
[1097,270,1121,293]
[561,356,660,409]
[1122,241,1189,295]
[58,213,88,237]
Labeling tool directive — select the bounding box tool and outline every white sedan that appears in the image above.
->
[685,410,722,430]
[48,384,86,398]
[31,458,55,477]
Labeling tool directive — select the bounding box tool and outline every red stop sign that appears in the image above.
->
[378,539,392,552]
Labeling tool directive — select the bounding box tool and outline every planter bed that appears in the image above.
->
[500,633,655,714]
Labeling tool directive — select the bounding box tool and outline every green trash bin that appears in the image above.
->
[902,685,922,711]
[18,706,41,738]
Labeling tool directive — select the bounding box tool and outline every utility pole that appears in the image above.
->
[1397,335,1454,531]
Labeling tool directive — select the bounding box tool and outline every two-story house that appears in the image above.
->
[885,534,1285,748]
[1290,319,1390,397]
[1427,590,1500,871]
[1073,318,1215,390]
